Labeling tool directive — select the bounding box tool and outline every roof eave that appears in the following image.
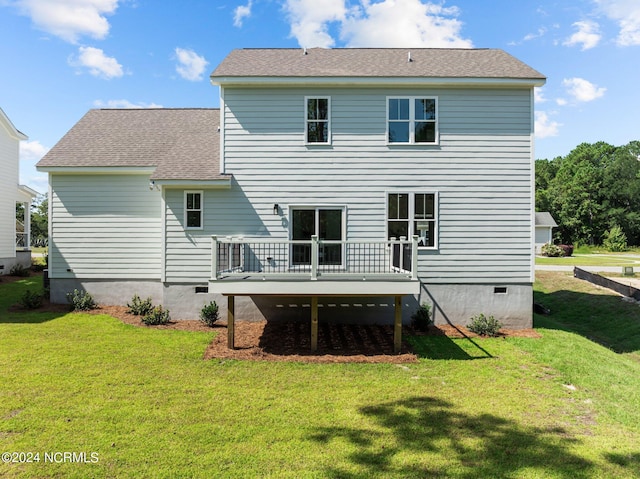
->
[211,76,546,88]
[36,166,157,174]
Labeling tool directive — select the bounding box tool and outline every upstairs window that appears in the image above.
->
[185,191,203,229]
[305,97,330,144]
[387,97,438,144]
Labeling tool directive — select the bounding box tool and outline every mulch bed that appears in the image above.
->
[7,289,541,363]
[82,305,540,364]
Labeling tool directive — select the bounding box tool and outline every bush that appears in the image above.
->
[9,264,31,277]
[142,306,171,325]
[411,303,432,331]
[66,289,97,311]
[19,289,43,309]
[541,242,564,257]
[558,244,574,257]
[603,225,628,252]
[127,294,154,316]
[199,301,220,327]
[467,313,502,337]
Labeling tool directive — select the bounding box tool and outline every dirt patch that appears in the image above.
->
[13,300,540,363]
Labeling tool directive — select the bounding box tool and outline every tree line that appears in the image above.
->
[536,140,640,247]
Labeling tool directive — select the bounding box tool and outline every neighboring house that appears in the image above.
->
[0,107,37,275]
[534,212,558,253]
[37,48,545,346]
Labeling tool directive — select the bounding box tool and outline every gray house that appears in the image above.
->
[534,212,558,253]
[37,48,545,346]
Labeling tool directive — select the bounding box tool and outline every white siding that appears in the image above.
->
[50,174,161,279]
[0,125,19,259]
[219,86,534,284]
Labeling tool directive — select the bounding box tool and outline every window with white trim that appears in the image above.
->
[387,97,438,144]
[290,206,344,265]
[387,192,438,248]
[185,191,203,229]
[305,97,330,144]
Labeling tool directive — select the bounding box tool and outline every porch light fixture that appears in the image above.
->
[273,203,279,215]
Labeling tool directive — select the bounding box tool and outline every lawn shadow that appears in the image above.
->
[0,275,66,324]
[534,282,640,354]
[310,395,593,478]
[406,333,493,360]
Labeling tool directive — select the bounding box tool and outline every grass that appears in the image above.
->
[536,254,640,266]
[1,274,640,477]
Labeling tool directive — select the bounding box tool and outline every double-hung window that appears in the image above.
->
[305,97,330,144]
[387,97,438,144]
[387,192,438,248]
[185,191,203,229]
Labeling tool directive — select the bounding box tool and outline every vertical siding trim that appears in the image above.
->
[220,88,226,174]
[529,88,536,283]
[161,186,167,283]
[48,174,54,279]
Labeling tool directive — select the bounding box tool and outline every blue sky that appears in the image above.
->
[1,0,639,193]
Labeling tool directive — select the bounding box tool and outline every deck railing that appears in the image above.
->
[15,232,28,250]
[211,235,418,281]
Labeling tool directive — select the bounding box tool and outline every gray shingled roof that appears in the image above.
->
[535,212,558,227]
[211,48,545,81]
[37,108,227,181]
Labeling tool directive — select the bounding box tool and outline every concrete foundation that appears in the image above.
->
[48,278,533,329]
[0,251,32,276]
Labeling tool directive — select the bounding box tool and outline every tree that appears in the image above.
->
[30,195,48,246]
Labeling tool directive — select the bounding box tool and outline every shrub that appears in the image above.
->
[19,289,43,309]
[199,301,220,327]
[558,244,574,257]
[541,242,564,257]
[66,289,97,311]
[411,303,432,331]
[603,225,628,252]
[9,264,31,277]
[142,306,171,325]
[127,294,154,316]
[467,313,502,337]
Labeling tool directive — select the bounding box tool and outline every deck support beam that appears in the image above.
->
[311,296,318,351]
[227,295,235,349]
[394,295,402,354]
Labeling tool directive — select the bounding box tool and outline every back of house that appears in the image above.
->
[37,48,545,329]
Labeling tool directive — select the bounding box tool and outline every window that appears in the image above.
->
[387,97,438,144]
[387,192,437,248]
[305,97,330,144]
[291,207,344,265]
[185,191,203,229]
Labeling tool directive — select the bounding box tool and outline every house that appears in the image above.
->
[37,48,545,349]
[534,212,558,253]
[0,107,37,275]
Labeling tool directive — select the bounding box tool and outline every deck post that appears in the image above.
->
[311,296,318,351]
[227,295,235,349]
[394,295,402,354]
[211,235,218,280]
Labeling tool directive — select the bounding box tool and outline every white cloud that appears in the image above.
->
[93,99,163,109]
[234,0,253,27]
[341,0,473,47]
[174,47,208,81]
[594,0,640,46]
[556,98,568,106]
[70,46,123,79]
[283,0,347,48]
[562,77,606,102]
[12,0,120,43]
[535,111,561,139]
[282,0,472,48]
[20,140,49,162]
[534,88,547,104]
[563,20,601,50]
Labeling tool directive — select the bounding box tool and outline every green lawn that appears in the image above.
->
[1,274,640,478]
[535,253,640,267]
